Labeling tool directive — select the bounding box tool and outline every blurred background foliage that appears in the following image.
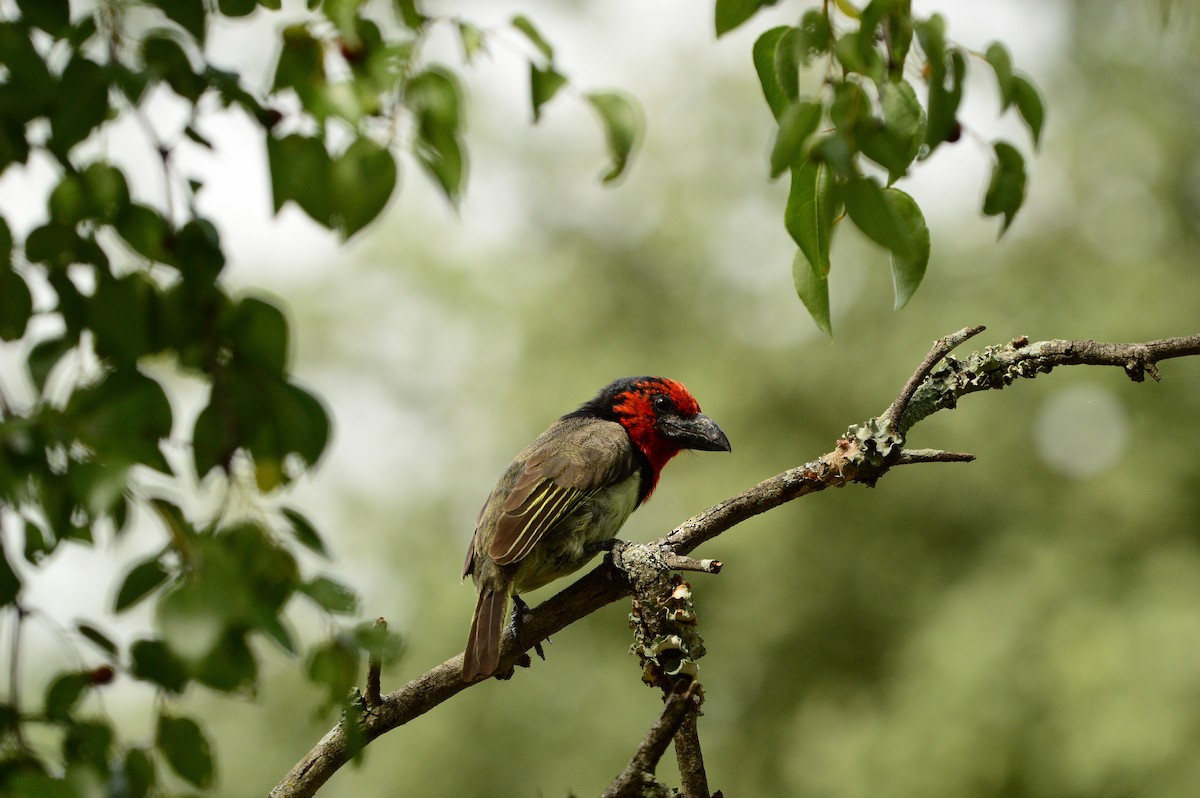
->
[4,0,1200,796]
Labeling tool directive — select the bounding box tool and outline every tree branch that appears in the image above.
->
[885,325,987,431]
[269,330,1200,798]
[601,681,700,798]
[674,707,711,798]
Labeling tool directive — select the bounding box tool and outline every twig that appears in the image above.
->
[662,553,723,574]
[269,330,1200,798]
[885,325,986,432]
[601,681,700,798]
[364,618,386,708]
[897,448,976,464]
[674,707,710,798]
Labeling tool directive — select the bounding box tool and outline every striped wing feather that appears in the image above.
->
[487,418,636,566]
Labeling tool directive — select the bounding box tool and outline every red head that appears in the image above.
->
[570,377,731,499]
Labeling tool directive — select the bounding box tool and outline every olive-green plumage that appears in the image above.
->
[461,377,729,681]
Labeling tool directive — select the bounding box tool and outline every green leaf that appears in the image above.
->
[752,27,791,121]
[832,30,882,78]
[195,364,331,485]
[983,140,1027,234]
[792,250,831,336]
[0,22,56,123]
[192,403,228,478]
[273,24,323,91]
[396,0,427,29]
[796,9,832,64]
[406,67,460,130]
[282,507,330,558]
[89,272,161,364]
[151,498,193,544]
[924,48,965,152]
[267,134,334,226]
[217,0,256,16]
[63,719,113,772]
[715,0,778,37]
[354,618,404,662]
[48,57,109,157]
[44,672,89,721]
[300,576,359,615]
[829,79,869,137]
[844,175,917,259]
[406,68,465,203]
[1012,75,1045,148]
[0,216,11,263]
[258,612,297,653]
[48,172,86,225]
[586,92,642,183]
[142,33,206,103]
[116,556,170,613]
[985,41,1015,110]
[512,14,553,61]
[457,21,485,62]
[0,535,23,606]
[274,381,331,469]
[131,639,189,693]
[784,158,837,275]
[330,136,397,238]
[772,28,801,105]
[529,63,568,123]
[24,221,78,268]
[115,203,173,265]
[914,13,945,69]
[0,268,32,341]
[152,0,206,43]
[272,24,326,116]
[22,519,54,563]
[307,636,359,707]
[226,296,289,375]
[192,628,257,690]
[81,162,131,224]
[882,187,929,308]
[221,522,300,618]
[175,217,225,285]
[156,714,214,788]
[17,0,71,37]
[770,101,821,179]
[120,748,157,798]
[77,623,119,657]
[46,272,86,341]
[882,4,913,77]
[860,79,925,183]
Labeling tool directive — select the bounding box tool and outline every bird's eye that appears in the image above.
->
[652,394,672,413]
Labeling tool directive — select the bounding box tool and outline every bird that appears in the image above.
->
[461,376,730,681]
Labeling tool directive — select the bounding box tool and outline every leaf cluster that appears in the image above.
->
[729,0,1044,333]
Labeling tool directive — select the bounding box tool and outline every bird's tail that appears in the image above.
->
[463,587,506,681]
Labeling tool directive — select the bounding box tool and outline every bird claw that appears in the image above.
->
[508,595,550,668]
[585,538,626,555]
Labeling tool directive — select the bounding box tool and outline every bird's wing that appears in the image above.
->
[487,418,637,566]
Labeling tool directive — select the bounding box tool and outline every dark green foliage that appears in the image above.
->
[748,3,1042,331]
[983,141,1028,233]
[587,93,642,183]
[156,714,213,788]
[115,557,171,613]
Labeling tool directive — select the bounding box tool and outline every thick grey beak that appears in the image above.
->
[663,413,731,453]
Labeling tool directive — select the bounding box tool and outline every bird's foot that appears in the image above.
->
[510,595,547,664]
[585,538,627,555]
